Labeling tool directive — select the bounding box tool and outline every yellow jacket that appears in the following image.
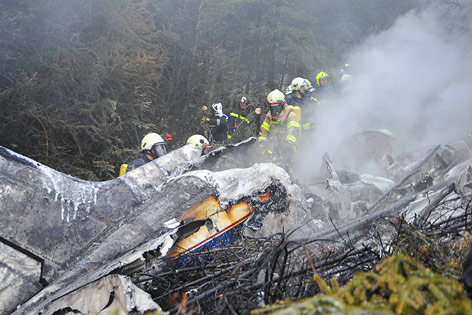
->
[258,105,300,147]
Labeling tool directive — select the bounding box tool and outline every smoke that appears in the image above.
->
[299,6,472,176]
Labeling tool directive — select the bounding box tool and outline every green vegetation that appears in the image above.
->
[253,254,472,314]
[0,0,420,179]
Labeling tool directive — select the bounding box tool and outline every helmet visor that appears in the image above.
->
[152,143,166,158]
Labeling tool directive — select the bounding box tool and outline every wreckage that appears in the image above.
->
[1,132,472,314]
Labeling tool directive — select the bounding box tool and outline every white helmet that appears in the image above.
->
[211,103,223,116]
[141,133,166,158]
[290,77,309,91]
[187,134,210,154]
[187,134,209,148]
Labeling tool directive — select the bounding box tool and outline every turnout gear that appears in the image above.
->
[259,90,300,154]
[285,92,305,107]
[227,108,250,137]
[312,71,333,102]
[119,132,167,176]
[284,78,318,131]
[228,96,251,140]
[301,86,320,130]
[187,134,210,154]
[121,154,154,176]
[208,103,228,142]
[285,77,312,107]
[285,77,317,111]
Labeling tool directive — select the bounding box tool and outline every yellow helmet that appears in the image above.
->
[315,71,330,86]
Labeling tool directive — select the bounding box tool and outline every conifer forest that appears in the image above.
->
[0,0,421,180]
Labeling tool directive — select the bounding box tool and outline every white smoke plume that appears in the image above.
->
[300,6,472,177]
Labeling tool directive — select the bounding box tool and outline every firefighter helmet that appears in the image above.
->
[267,89,285,119]
[266,89,285,104]
[211,102,223,116]
[315,71,330,86]
[187,134,209,149]
[141,133,166,157]
[290,77,309,91]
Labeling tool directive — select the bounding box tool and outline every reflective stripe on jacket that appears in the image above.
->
[228,107,250,135]
[258,105,300,146]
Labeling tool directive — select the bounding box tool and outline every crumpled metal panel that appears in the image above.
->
[0,242,42,314]
[14,174,218,314]
[43,274,161,315]
[0,145,202,270]
[8,134,471,314]
[0,145,203,311]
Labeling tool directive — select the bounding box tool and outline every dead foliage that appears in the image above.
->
[126,193,472,314]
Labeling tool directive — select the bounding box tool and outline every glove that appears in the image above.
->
[202,116,210,122]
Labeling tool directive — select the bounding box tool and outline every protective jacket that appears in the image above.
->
[258,105,300,149]
[285,91,305,107]
[209,114,228,142]
[227,107,250,136]
[120,154,153,176]
[311,85,334,102]
[285,91,318,130]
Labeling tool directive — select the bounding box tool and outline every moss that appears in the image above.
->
[252,254,472,315]
[393,225,472,279]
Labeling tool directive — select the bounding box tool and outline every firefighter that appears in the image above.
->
[206,102,228,143]
[187,134,211,155]
[285,77,318,132]
[119,133,167,176]
[312,71,332,100]
[258,89,300,158]
[285,77,310,107]
[227,96,251,142]
[315,71,331,87]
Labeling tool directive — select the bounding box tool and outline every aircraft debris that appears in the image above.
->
[1,133,471,314]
